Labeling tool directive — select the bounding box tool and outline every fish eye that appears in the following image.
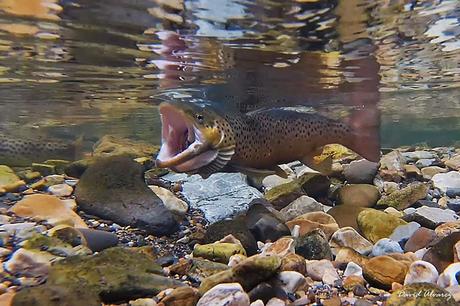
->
[195,114,204,123]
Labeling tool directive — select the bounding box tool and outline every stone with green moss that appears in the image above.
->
[16,169,42,182]
[297,172,331,198]
[357,208,407,243]
[92,135,159,158]
[169,257,230,282]
[13,247,182,306]
[32,163,56,176]
[23,233,92,257]
[199,254,281,294]
[64,158,96,178]
[264,181,305,210]
[44,160,71,174]
[376,182,428,210]
[0,165,20,186]
[193,243,246,263]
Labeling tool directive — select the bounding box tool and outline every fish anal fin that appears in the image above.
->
[229,164,289,178]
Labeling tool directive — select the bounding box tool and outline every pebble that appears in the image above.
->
[432,171,460,193]
[404,227,436,252]
[196,283,250,306]
[306,259,339,284]
[406,206,459,229]
[329,227,373,255]
[389,222,421,247]
[371,238,403,257]
[279,195,324,222]
[272,271,306,294]
[48,183,73,197]
[343,160,378,184]
[343,262,363,277]
[286,211,339,239]
[404,260,439,285]
[437,262,460,288]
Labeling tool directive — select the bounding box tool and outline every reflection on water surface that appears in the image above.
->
[0,0,459,150]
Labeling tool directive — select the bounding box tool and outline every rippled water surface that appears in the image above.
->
[0,0,459,150]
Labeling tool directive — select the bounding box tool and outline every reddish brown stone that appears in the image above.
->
[404,227,436,252]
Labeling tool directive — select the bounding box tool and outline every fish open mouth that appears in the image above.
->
[155,103,217,171]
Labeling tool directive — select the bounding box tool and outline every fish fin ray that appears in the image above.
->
[301,154,333,175]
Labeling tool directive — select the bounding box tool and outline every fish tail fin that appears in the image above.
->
[345,108,381,162]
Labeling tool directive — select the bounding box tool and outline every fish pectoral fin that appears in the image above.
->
[301,154,333,175]
[229,164,289,178]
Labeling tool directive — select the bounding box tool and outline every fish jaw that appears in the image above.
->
[155,103,216,171]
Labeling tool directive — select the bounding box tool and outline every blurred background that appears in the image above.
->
[0,0,459,148]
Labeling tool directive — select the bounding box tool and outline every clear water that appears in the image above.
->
[0,0,459,153]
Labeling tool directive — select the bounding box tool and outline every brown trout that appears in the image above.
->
[155,101,380,178]
[0,133,83,166]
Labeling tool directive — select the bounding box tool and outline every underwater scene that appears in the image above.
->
[0,0,460,305]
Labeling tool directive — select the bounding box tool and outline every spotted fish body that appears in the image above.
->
[0,133,81,166]
[156,102,380,178]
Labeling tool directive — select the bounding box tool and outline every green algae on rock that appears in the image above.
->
[376,182,428,210]
[357,208,407,243]
[193,243,247,264]
[264,181,305,210]
[12,247,182,306]
[199,254,281,294]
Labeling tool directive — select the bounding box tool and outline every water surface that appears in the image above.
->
[0,0,459,151]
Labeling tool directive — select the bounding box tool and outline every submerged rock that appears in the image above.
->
[10,194,87,228]
[327,205,366,230]
[405,206,459,229]
[286,212,338,239]
[279,195,323,221]
[404,260,439,285]
[245,203,290,243]
[193,243,246,264]
[357,209,407,243]
[204,218,257,256]
[92,135,159,158]
[343,160,378,184]
[12,247,181,306]
[264,181,305,210]
[432,171,460,193]
[338,184,380,208]
[330,227,373,255]
[423,232,460,273]
[376,182,428,210]
[295,229,332,260]
[164,172,262,223]
[75,156,178,236]
[197,283,250,306]
[363,255,410,289]
[199,254,281,294]
[404,227,436,252]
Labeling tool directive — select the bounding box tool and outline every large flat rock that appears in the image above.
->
[163,172,263,223]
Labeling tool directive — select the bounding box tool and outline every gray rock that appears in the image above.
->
[415,158,437,168]
[447,199,460,212]
[402,151,437,162]
[371,238,403,257]
[446,188,460,198]
[279,195,324,221]
[0,222,46,241]
[405,206,459,229]
[380,150,406,172]
[75,156,178,236]
[432,171,460,193]
[343,160,378,184]
[246,202,291,243]
[164,172,262,223]
[389,222,421,247]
